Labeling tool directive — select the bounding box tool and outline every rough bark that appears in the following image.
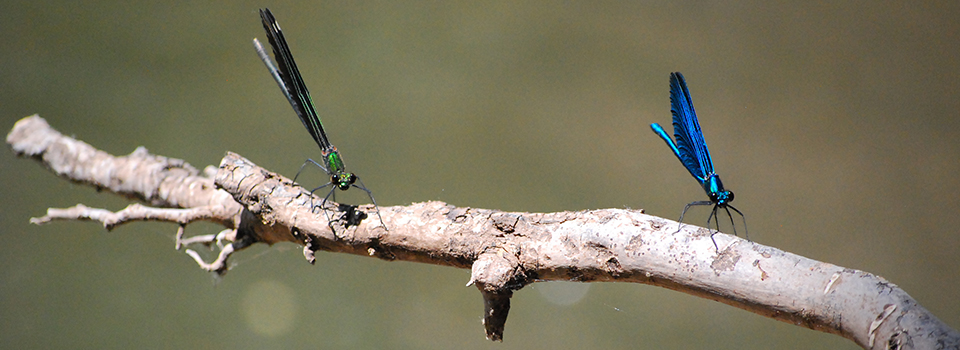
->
[8,115,959,347]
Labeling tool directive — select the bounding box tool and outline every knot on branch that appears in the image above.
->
[467,246,529,341]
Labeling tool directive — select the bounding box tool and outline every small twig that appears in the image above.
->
[31,203,220,230]
[185,243,236,274]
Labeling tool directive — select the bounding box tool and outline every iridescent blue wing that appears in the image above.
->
[669,72,714,184]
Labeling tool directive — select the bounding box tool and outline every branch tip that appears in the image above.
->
[184,243,235,276]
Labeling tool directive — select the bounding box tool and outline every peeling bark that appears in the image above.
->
[8,115,960,347]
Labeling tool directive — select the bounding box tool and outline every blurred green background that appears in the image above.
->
[2,1,958,349]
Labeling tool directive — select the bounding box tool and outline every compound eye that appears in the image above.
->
[348,174,357,184]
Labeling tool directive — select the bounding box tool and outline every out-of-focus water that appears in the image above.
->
[3,2,958,349]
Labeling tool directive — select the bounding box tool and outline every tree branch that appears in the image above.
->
[8,114,959,347]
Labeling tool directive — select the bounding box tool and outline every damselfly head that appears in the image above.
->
[334,173,357,191]
[710,190,734,205]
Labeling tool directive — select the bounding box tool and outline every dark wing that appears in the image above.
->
[259,8,332,150]
[669,72,714,184]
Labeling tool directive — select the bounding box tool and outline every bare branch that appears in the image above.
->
[7,114,249,273]
[8,114,960,348]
